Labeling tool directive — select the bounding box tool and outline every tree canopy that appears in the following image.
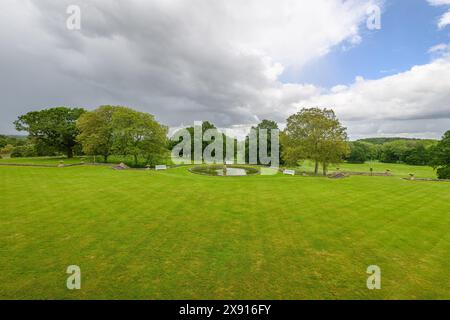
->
[244,119,280,165]
[346,141,378,164]
[0,135,7,149]
[377,139,435,165]
[170,121,237,163]
[77,106,116,162]
[430,130,450,179]
[111,107,169,165]
[14,107,85,158]
[282,108,349,175]
[77,106,169,165]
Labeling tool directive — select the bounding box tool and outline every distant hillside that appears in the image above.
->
[357,137,437,145]
[0,134,28,148]
[2,135,27,139]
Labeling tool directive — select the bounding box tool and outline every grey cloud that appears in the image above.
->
[0,0,377,133]
[344,118,450,140]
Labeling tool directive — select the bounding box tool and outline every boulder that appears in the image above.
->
[113,162,129,170]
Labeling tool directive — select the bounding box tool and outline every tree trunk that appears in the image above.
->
[314,160,319,175]
[322,163,328,176]
[67,148,74,159]
[134,154,138,166]
[104,155,108,163]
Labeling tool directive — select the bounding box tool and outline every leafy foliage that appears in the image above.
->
[282,108,349,175]
[0,135,27,149]
[358,137,436,145]
[436,166,450,179]
[347,141,378,163]
[0,144,14,156]
[430,130,450,179]
[110,107,169,166]
[77,106,169,166]
[170,121,237,162]
[0,135,7,149]
[77,106,116,162]
[14,107,86,158]
[10,145,38,158]
[245,119,281,165]
[379,140,435,165]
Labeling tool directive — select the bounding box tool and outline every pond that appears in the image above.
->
[189,165,260,176]
[217,167,247,176]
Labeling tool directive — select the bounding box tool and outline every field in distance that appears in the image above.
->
[0,156,438,178]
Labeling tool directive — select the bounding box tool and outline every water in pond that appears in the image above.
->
[189,165,260,176]
[216,168,247,176]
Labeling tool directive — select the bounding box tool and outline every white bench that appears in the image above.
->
[155,165,167,170]
[283,169,295,176]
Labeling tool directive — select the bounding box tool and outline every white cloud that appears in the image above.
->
[428,43,450,55]
[292,56,450,138]
[427,0,450,29]
[429,43,449,52]
[427,0,450,6]
[438,11,450,29]
[226,54,450,139]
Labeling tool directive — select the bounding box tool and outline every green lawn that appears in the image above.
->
[0,156,438,178]
[0,162,449,299]
[293,160,437,179]
[0,155,169,167]
[0,156,89,165]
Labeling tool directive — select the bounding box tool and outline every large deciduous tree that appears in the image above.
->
[77,106,116,162]
[76,106,169,166]
[14,107,85,158]
[430,130,450,179]
[282,108,349,175]
[111,107,168,166]
[245,119,281,165]
[169,121,235,162]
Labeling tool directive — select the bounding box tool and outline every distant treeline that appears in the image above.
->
[0,135,37,158]
[346,138,437,166]
[0,135,27,147]
[0,106,169,167]
[1,105,450,179]
[357,137,437,145]
[0,134,79,158]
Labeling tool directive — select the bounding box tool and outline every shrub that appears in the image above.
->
[0,135,6,149]
[0,144,14,156]
[436,166,450,180]
[10,145,37,158]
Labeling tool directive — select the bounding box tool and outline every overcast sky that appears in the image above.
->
[1,0,450,139]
